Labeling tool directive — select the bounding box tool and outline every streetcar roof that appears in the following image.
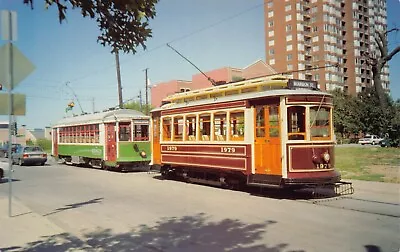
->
[151,88,331,112]
[52,109,149,127]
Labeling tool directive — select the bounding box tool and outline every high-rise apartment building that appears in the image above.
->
[264,0,389,95]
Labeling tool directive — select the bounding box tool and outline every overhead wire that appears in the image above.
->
[57,2,266,84]
[26,2,267,110]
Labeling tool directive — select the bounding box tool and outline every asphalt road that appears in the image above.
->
[0,160,399,252]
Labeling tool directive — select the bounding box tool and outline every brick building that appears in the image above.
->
[0,121,51,146]
[264,0,389,95]
[151,59,277,107]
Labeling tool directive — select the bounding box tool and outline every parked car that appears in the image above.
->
[11,146,47,166]
[0,162,11,180]
[358,134,383,145]
[0,143,22,158]
[379,138,400,148]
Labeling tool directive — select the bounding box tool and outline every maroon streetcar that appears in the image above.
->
[150,75,353,194]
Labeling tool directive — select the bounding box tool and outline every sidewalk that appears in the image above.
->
[0,196,66,249]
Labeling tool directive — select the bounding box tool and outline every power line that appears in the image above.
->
[50,2,266,85]
[167,2,265,44]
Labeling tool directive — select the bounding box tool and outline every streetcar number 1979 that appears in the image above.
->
[166,146,177,151]
[316,163,330,169]
[221,147,236,153]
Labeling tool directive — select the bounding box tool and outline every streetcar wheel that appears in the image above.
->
[101,161,108,170]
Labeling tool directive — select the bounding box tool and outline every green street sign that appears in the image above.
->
[0,93,26,115]
[0,43,35,90]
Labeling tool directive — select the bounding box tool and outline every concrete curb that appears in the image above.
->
[0,196,66,249]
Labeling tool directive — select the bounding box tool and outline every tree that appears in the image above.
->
[123,100,152,115]
[24,0,159,54]
[331,89,362,138]
[363,28,400,110]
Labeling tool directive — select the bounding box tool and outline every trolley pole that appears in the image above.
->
[144,68,149,115]
[115,50,123,109]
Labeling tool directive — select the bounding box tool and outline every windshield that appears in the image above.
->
[24,146,43,152]
[310,106,331,140]
[287,105,332,141]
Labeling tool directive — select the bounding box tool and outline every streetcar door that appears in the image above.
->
[152,115,161,165]
[52,128,58,157]
[254,105,281,175]
[105,123,117,161]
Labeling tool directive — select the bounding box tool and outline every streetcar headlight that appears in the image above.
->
[312,154,319,163]
[140,151,147,158]
[322,152,330,162]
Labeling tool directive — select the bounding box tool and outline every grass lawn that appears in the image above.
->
[335,145,400,183]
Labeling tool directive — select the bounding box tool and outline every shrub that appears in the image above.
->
[35,139,52,153]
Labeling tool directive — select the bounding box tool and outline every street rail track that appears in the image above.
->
[304,195,400,218]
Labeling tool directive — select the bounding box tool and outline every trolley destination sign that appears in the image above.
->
[288,79,318,90]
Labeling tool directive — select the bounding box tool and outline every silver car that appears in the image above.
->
[12,146,47,166]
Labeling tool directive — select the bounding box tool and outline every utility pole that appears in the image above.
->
[92,97,95,113]
[115,50,123,109]
[144,68,149,115]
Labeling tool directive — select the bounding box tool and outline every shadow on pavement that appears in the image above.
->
[0,213,297,252]
[0,178,20,184]
[364,245,382,252]
[43,198,104,217]
[151,174,335,200]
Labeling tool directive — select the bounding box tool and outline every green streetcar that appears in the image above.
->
[51,109,151,171]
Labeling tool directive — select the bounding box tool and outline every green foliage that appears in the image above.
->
[26,139,34,146]
[123,101,153,115]
[35,138,52,153]
[357,87,390,135]
[331,88,400,145]
[25,0,159,54]
[332,89,361,137]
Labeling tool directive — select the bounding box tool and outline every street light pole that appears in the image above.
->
[115,50,123,109]
[144,68,149,115]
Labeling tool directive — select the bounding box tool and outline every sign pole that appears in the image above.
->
[1,10,34,217]
[7,11,14,218]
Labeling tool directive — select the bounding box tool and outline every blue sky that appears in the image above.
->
[0,0,399,129]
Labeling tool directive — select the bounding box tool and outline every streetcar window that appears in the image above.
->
[162,118,172,141]
[214,112,227,141]
[87,124,99,143]
[256,107,265,137]
[79,126,84,143]
[173,117,184,141]
[199,113,211,141]
[133,124,149,141]
[310,106,331,139]
[287,106,306,140]
[185,115,196,141]
[269,106,280,137]
[72,126,77,143]
[230,111,245,141]
[119,123,131,141]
